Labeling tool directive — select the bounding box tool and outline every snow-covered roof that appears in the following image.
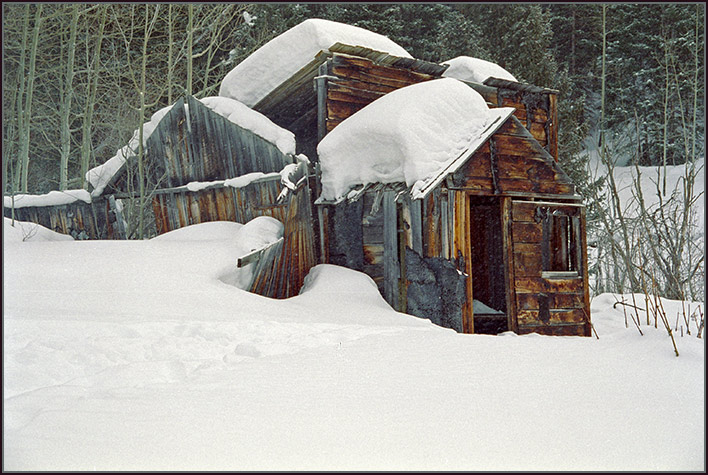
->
[218,18,412,107]
[316,78,515,203]
[3,189,92,209]
[86,96,296,198]
[441,56,517,84]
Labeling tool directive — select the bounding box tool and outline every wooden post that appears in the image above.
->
[382,190,399,309]
[315,61,330,144]
[501,197,517,333]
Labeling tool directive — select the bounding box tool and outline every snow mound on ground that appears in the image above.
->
[3,217,75,242]
[150,221,245,242]
[3,189,92,209]
[442,56,517,84]
[219,18,412,107]
[86,97,294,198]
[317,78,497,201]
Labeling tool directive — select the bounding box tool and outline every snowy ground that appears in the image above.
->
[3,218,705,471]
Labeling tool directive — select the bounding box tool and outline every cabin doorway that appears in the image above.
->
[468,196,508,334]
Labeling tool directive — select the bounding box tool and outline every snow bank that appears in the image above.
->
[150,217,284,290]
[86,97,295,198]
[3,227,704,471]
[3,189,91,209]
[442,56,517,84]
[317,78,505,202]
[219,18,412,107]
[3,217,75,243]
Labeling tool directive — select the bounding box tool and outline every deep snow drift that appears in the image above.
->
[317,78,514,202]
[218,18,412,107]
[3,217,704,471]
[442,56,517,84]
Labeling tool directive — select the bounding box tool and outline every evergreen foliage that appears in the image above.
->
[2,3,704,196]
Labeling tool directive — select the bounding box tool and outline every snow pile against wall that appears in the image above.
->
[3,189,92,209]
[3,217,75,242]
[85,97,295,198]
[441,56,517,84]
[219,18,412,107]
[317,78,511,202]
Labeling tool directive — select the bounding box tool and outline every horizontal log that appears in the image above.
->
[332,54,436,86]
[327,99,367,122]
[515,276,584,293]
[493,134,548,158]
[517,323,589,337]
[516,292,585,311]
[327,84,387,105]
[328,78,397,97]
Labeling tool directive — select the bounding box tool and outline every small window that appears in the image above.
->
[540,207,582,279]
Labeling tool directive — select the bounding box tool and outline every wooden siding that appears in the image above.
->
[143,95,292,189]
[152,179,316,299]
[151,180,287,233]
[4,198,122,240]
[469,81,558,161]
[452,116,575,197]
[324,53,439,134]
[510,200,591,336]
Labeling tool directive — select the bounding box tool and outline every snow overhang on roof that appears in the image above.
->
[315,78,516,204]
[218,18,415,108]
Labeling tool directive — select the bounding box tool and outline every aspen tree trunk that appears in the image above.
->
[18,4,42,193]
[167,4,174,104]
[59,5,79,190]
[81,5,107,190]
[662,28,669,196]
[187,4,193,96]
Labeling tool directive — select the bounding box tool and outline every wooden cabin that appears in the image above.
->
[246,43,590,336]
[5,95,317,299]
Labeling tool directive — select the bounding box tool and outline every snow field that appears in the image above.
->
[3,218,704,471]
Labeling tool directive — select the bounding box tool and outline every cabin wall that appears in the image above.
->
[509,200,591,336]
[4,198,123,240]
[469,83,558,161]
[151,180,287,233]
[451,116,574,198]
[321,53,439,137]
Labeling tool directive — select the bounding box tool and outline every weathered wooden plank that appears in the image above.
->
[518,308,587,325]
[327,82,389,103]
[382,190,399,308]
[511,201,582,223]
[500,196,517,333]
[515,276,584,294]
[517,323,588,336]
[516,292,585,311]
[331,54,437,87]
[452,191,473,333]
[326,99,367,122]
[512,221,542,243]
[547,92,558,161]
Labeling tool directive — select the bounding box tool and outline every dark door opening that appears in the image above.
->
[469,196,508,334]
